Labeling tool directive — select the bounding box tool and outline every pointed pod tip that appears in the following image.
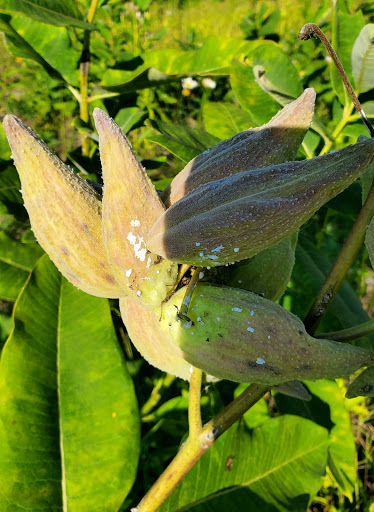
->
[3,114,25,137]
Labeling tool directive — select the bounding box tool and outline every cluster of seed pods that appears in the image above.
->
[3,87,374,396]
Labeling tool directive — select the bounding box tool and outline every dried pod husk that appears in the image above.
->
[147,138,374,266]
[365,216,374,268]
[346,367,374,398]
[120,297,192,380]
[218,232,298,301]
[3,115,124,298]
[159,283,374,386]
[94,109,178,309]
[162,88,316,207]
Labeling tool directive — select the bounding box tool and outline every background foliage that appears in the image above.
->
[0,0,374,511]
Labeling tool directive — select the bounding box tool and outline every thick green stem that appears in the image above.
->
[304,178,374,333]
[79,0,99,156]
[316,316,374,342]
[136,384,269,512]
[188,367,203,438]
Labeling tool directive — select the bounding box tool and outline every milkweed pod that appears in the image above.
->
[162,88,316,207]
[120,297,192,380]
[3,115,124,298]
[94,109,178,309]
[159,284,374,386]
[365,216,374,269]
[219,232,298,301]
[346,367,374,398]
[147,138,374,266]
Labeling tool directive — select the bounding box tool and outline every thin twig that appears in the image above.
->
[298,23,374,137]
[315,316,374,343]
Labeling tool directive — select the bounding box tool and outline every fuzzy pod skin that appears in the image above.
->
[159,284,374,386]
[218,232,298,301]
[365,216,374,269]
[147,138,374,267]
[120,297,192,380]
[94,109,178,309]
[3,115,124,299]
[162,88,316,207]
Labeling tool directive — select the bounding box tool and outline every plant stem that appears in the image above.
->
[304,178,374,334]
[315,316,374,342]
[178,267,203,319]
[298,23,374,137]
[141,373,176,417]
[319,103,354,156]
[136,384,269,512]
[188,367,203,438]
[79,0,99,156]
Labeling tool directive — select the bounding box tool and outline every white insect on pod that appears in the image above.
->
[3,114,124,298]
[94,109,178,309]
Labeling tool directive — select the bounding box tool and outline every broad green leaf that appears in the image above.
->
[351,24,374,93]
[0,255,140,511]
[250,44,302,104]
[7,14,80,85]
[0,232,44,300]
[147,120,220,163]
[159,415,328,512]
[0,124,11,160]
[230,61,279,127]
[114,107,147,134]
[330,9,365,103]
[0,312,12,352]
[0,13,64,81]
[101,36,254,91]
[361,161,374,203]
[275,380,356,499]
[290,235,374,349]
[0,0,96,30]
[202,102,253,140]
[0,162,25,220]
[366,216,374,269]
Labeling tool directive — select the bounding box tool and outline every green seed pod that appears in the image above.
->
[219,232,298,301]
[346,367,374,398]
[120,297,192,380]
[3,114,124,299]
[365,216,374,268]
[147,138,374,266]
[94,109,178,309]
[162,88,316,207]
[159,284,373,386]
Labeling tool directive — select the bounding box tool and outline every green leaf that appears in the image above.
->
[361,161,374,203]
[0,161,25,221]
[0,13,65,81]
[202,102,254,140]
[6,14,80,85]
[101,36,254,92]
[0,0,96,30]
[114,107,147,134]
[0,232,44,300]
[275,380,356,499]
[234,384,270,429]
[0,124,11,160]
[351,24,374,94]
[290,235,374,349]
[147,120,220,163]
[230,61,279,127]
[0,255,140,510]
[159,415,328,512]
[250,44,302,104]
